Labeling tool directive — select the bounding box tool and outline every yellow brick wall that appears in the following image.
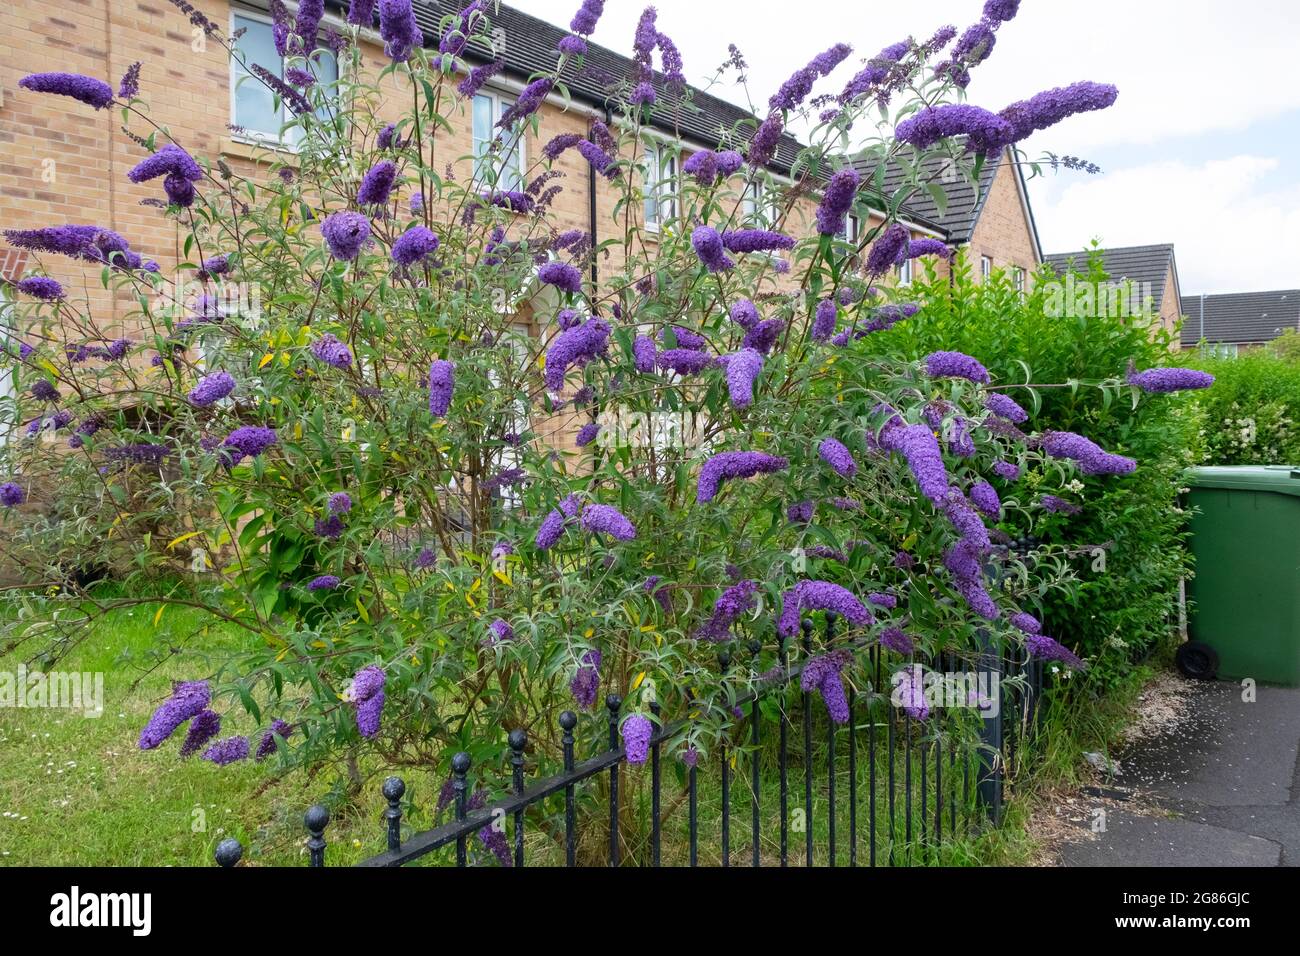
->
[964,156,1039,282]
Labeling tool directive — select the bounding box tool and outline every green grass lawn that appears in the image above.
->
[1,593,1129,867]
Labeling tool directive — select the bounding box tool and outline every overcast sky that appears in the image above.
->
[510,0,1300,295]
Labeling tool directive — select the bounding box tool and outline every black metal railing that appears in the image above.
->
[212,615,1045,868]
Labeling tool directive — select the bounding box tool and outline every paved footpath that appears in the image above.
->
[1060,679,1300,867]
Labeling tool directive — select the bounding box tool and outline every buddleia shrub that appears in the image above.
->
[0,1,1201,830]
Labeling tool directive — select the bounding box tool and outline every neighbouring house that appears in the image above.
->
[1179,290,1300,356]
[858,151,1043,289]
[1,0,1047,455]
[1043,243,1182,335]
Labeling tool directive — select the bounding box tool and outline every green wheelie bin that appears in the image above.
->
[1183,466,1300,686]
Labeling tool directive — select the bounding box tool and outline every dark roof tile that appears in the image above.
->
[1178,290,1300,347]
[1045,243,1177,314]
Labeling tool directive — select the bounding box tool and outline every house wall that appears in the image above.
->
[964,159,1039,282]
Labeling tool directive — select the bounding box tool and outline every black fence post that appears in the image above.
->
[305,805,329,867]
[560,710,577,866]
[975,625,1003,826]
[509,729,527,867]
[214,838,242,868]
[452,751,471,866]
[383,776,405,854]
[606,694,622,867]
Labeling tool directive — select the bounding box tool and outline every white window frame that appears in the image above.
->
[742,182,780,228]
[1012,267,1025,292]
[0,285,15,445]
[1202,342,1239,360]
[897,257,914,285]
[472,88,526,191]
[643,143,679,231]
[229,7,340,148]
[980,255,993,280]
[839,213,861,244]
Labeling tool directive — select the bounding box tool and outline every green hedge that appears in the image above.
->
[1181,347,1300,465]
[869,252,1201,689]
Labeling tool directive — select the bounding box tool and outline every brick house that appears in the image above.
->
[1,0,1045,444]
[1179,290,1300,356]
[1043,243,1182,335]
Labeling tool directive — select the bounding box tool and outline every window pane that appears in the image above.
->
[232,16,281,137]
[644,147,660,224]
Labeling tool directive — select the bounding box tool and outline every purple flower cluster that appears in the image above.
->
[777,581,872,638]
[769,43,853,112]
[311,333,353,369]
[544,319,609,391]
[925,350,991,384]
[255,719,293,761]
[580,504,637,541]
[139,680,210,750]
[985,392,1028,423]
[721,229,796,254]
[570,649,602,710]
[893,665,929,720]
[575,422,601,447]
[999,82,1119,144]
[883,425,950,507]
[801,651,853,724]
[992,460,1021,482]
[717,348,764,409]
[357,160,398,205]
[188,370,235,407]
[697,451,789,504]
[6,225,147,270]
[818,437,857,479]
[865,223,910,276]
[812,299,837,342]
[16,276,64,301]
[321,211,371,260]
[350,665,386,737]
[1041,431,1136,476]
[538,261,583,295]
[816,168,861,236]
[682,149,743,185]
[969,480,1001,518]
[378,0,423,61]
[657,348,712,376]
[458,59,504,98]
[222,426,277,464]
[880,627,915,655]
[0,483,26,507]
[697,579,760,641]
[742,319,785,355]
[895,104,1013,156]
[1040,495,1082,515]
[19,72,114,109]
[202,736,251,766]
[1026,633,1086,670]
[691,226,734,273]
[621,713,654,764]
[308,575,341,591]
[179,709,222,758]
[1126,367,1215,393]
[428,359,455,417]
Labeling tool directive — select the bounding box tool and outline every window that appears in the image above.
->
[980,256,993,280]
[0,285,14,445]
[1012,267,1026,292]
[643,143,678,229]
[472,91,524,191]
[231,11,338,145]
[1202,342,1239,360]
[742,182,780,228]
[897,257,914,285]
[837,213,861,244]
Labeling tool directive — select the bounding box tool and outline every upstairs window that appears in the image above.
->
[897,257,914,285]
[231,11,338,145]
[837,213,861,244]
[742,182,780,228]
[1012,267,1026,292]
[981,255,993,280]
[472,91,525,191]
[643,143,678,229]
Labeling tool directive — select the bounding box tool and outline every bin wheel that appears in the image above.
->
[1176,641,1220,681]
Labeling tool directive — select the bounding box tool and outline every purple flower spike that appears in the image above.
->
[539,261,584,295]
[321,211,371,260]
[880,627,915,655]
[985,393,1028,423]
[621,713,654,764]
[311,333,353,370]
[570,649,602,710]
[428,359,455,417]
[308,575,341,591]
[1026,633,1086,670]
[0,483,26,508]
[1126,367,1215,393]
[255,719,293,760]
[718,349,764,409]
[138,680,210,750]
[16,276,64,301]
[777,581,872,638]
[581,504,636,541]
[816,168,861,236]
[179,709,222,758]
[202,736,251,766]
[188,370,235,407]
[801,651,853,724]
[925,350,991,384]
[818,437,857,479]
[696,451,789,504]
[691,226,733,273]
[544,319,609,391]
[19,72,114,109]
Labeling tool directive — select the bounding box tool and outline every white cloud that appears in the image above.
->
[1030,155,1300,293]
[514,0,1300,152]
